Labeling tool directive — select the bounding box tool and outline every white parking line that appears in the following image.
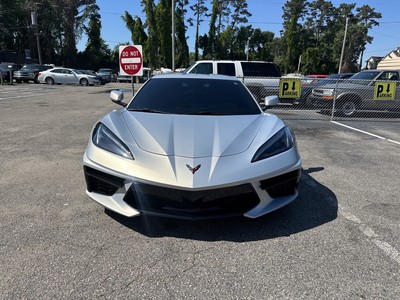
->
[331,121,400,145]
[340,209,400,265]
[328,121,400,264]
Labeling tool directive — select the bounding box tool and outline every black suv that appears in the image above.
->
[0,63,20,83]
[13,64,53,83]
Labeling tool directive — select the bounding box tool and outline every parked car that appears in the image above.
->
[83,73,301,220]
[0,63,20,83]
[289,73,355,106]
[97,68,116,83]
[117,67,152,83]
[308,69,400,116]
[78,70,106,85]
[37,67,101,86]
[183,60,282,103]
[13,64,53,83]
[117,73,131,83]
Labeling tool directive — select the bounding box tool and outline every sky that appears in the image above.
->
[77,0,400,65]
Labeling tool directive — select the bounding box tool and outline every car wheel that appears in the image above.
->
[45,77,54,85]
[80,78,89,86]
[16,79,22,84]
[339,100,357,117]
[34,75,39,84]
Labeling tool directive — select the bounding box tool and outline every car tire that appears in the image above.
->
[16,79,22,84]
[339,100,357,117]
[80,78,89,86]
[34,75,39,84]
[45,77,54,85]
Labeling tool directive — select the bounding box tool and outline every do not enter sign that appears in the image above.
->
[119,45,143,76]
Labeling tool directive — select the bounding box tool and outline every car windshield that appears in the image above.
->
[349,71,380,80]
[98,69,112,74]
[343,71,381,85]
[20,64,39,70]
[127,77,261,115]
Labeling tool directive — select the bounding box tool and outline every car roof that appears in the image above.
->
[359,69,400,72]
[151,73,240,81]
[194,60,275,63]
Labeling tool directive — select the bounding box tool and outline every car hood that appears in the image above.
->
[121,112,271,158]
[316,81,371,90]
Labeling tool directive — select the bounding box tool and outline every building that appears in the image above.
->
[376,48,400,70]
[365,56,383,70]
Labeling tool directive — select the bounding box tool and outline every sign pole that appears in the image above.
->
[131,76,134,96]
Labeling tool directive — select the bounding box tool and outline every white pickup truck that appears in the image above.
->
[183,60,281,103]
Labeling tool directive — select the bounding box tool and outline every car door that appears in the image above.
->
[187,62,213,74]
[63,69,78,84]
[49,68,65,83]
[216,62,236,76]
[375,71,400,110]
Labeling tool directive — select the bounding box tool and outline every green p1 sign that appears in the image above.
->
[279,79,301,98]
[374,81,396,100]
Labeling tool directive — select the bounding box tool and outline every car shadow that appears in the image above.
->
[105,167,337,242]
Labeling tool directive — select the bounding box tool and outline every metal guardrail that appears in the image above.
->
[245,76,400,122]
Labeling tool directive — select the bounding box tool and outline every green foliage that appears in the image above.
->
[0,0,382,74]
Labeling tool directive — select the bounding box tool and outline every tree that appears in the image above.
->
[175,0,190,68]
[141,0,160,69]
[81,4,113,70]
[281,0,308,73]
[122,12,148,65]
[230,0,251,29]
[249,29,275,61]
[155,0,172,67]
[188,0,208,61]
[304,0,335,47]
[206,0,219,58]
[355,5,381,69]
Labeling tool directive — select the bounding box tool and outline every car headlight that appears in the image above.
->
[322,89,334,97]
[92,123,134,159]
[252,127,294,162]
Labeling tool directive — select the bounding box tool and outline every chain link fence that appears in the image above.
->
[244,76,400,122]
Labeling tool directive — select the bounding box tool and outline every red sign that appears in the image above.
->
[119,45,143,76]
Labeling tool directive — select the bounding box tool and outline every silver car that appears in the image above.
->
[83,74,301,220]
[308,70,400,116]
[38,67,100,86]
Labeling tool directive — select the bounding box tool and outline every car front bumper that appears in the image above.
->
[307,95,334,109]
[83,147,301,220]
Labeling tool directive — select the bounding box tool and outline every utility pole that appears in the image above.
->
[31,10,42,65]
[246,37,250,60]
[338,17,349,74]
[171,0,175,72]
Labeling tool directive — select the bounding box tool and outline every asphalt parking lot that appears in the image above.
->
[0,83,399,299]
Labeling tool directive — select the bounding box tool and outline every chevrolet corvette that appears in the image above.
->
[83,74,301,220]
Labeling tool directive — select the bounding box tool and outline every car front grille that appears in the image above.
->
[84,166,125,196]
[123,182,260,220]
[260,169,300,198]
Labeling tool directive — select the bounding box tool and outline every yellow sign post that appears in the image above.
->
[279,79,302,98]
[374,81,396,100]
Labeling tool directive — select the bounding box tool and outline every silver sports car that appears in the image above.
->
[83,74,301,220]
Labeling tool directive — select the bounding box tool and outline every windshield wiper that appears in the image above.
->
[128,108,169,114]
[196,111,229,115]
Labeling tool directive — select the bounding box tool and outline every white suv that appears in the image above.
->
[184,60,281,102]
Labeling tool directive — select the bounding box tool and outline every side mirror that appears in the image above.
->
[263,95,279,109]
[110,90,127,107]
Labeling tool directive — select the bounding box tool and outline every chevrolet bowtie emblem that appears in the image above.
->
[186,164,201,174]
